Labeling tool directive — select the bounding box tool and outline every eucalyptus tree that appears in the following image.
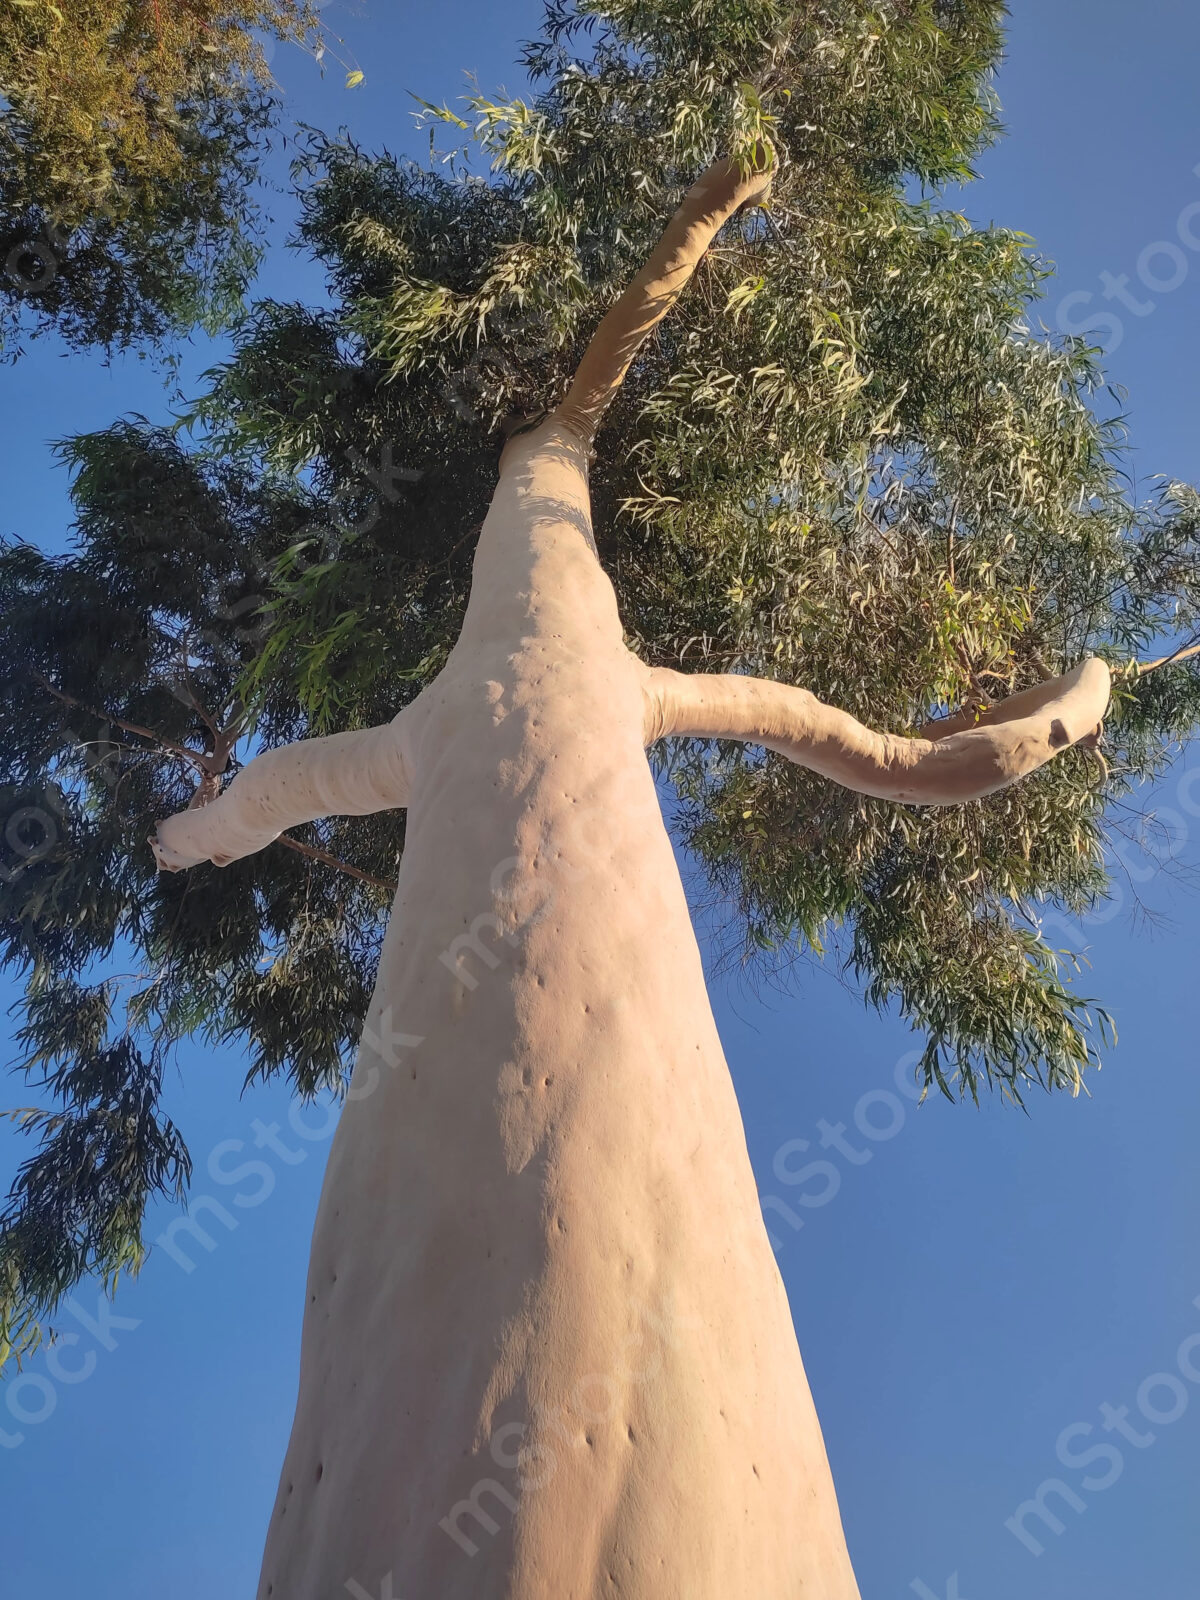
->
[0,0,317,354]
[4,1,1200,1594]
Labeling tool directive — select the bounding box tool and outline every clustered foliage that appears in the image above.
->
[0,0,315,353]
[4,0,1200,1366]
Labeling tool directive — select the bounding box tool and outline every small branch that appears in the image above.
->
[32,672,209,775]
[173,636,223,743]
[170,643,250,780]
[275,833,396,893]
[1135,639,1200,675]
[945,494,960,587]
[855,498,904,566]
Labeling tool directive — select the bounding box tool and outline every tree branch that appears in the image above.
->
[33,668,405,887]
[643,660,1112,806]
[1135,638,1200,675]
[152,717,413,873]
[33,672,209,775]
[274,833,396,894]
[554,149,775,445]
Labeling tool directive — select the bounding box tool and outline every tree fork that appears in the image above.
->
[151,150,1113,1600]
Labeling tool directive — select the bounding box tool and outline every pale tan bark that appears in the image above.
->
[151,718,412,870]
[242,416,865,1600]
[643,658,1111,804]
[150,149,1109,1600]
[555,151,774,445]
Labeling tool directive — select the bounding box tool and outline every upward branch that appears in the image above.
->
[555,149,775,445]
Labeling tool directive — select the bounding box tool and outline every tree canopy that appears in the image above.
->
[0,0,316,353]
[5,0,1200,1369]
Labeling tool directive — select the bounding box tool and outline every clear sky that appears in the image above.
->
[2,4,1199,1597]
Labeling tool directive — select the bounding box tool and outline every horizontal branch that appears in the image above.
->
[30,671,395,884]
[643,660,1112,806]
[152,718,412,873]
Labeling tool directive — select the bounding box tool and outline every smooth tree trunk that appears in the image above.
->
[154,153,1110,1600]
[263,418,862,1599]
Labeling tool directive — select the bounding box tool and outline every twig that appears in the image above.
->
[174,637,223,743]
[1136,639,1200,676]
[945,493,960,587]
[32,672,209,775]
[275,834,396,894]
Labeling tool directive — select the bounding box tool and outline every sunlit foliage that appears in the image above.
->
[0,0,315,352]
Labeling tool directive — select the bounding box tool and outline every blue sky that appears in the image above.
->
[3,4,1200,1596]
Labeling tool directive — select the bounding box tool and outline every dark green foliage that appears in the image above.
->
[5,0,1200,1366]
[1,990,189,1370]
[0,91,277,356]
[0,426,409,1360]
